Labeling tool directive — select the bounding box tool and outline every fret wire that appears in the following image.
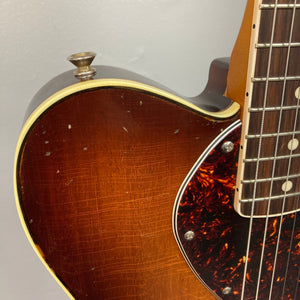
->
[260,4,300,9]
[256,42,300,48]
[249,105,299,112]
[246,130,300,138]
[252,76,300,82]
[240,191,300,203]
[244,153,300,162]
[242,173,300,184]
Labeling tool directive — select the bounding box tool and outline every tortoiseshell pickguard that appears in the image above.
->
[174,123,300,299]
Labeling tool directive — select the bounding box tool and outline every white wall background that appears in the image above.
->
[0,0,247,299]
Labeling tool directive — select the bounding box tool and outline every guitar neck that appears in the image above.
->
[230,0,300,217]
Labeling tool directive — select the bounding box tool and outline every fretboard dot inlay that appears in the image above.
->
[281,180,293,193]
[288,138,299,151]
[295,87,300,100]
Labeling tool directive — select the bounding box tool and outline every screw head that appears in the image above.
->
[222,141,234,153]
[222,286,232,295]
[184,231,195,241]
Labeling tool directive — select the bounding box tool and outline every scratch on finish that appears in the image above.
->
[65,179,73,186]
[123,126,129,133]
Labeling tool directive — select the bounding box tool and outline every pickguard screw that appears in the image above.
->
[222,141,234,153]
[184,231,195,241]
[222,286,232,295]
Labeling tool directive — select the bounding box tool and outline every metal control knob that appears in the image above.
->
[68,51,96,81]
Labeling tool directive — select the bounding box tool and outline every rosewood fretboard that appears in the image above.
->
[238,0,300,217]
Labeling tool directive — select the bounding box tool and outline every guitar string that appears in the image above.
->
[280,99,300,299]
[241,0,279,298]
[291,98,300,300]
[278,2,299,297]
[282,194,300,299]
[253,0,282,298]
[270,97,299,298]
[268,2,298,298]
[251,0,298,297]
[293,264,300,299]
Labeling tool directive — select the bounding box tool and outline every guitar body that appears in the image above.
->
[15,0,300,298]
[15,62,238,299]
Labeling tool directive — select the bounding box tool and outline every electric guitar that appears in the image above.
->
[14,0,300,299]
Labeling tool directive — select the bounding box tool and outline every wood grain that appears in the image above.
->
[17,87,235,299]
